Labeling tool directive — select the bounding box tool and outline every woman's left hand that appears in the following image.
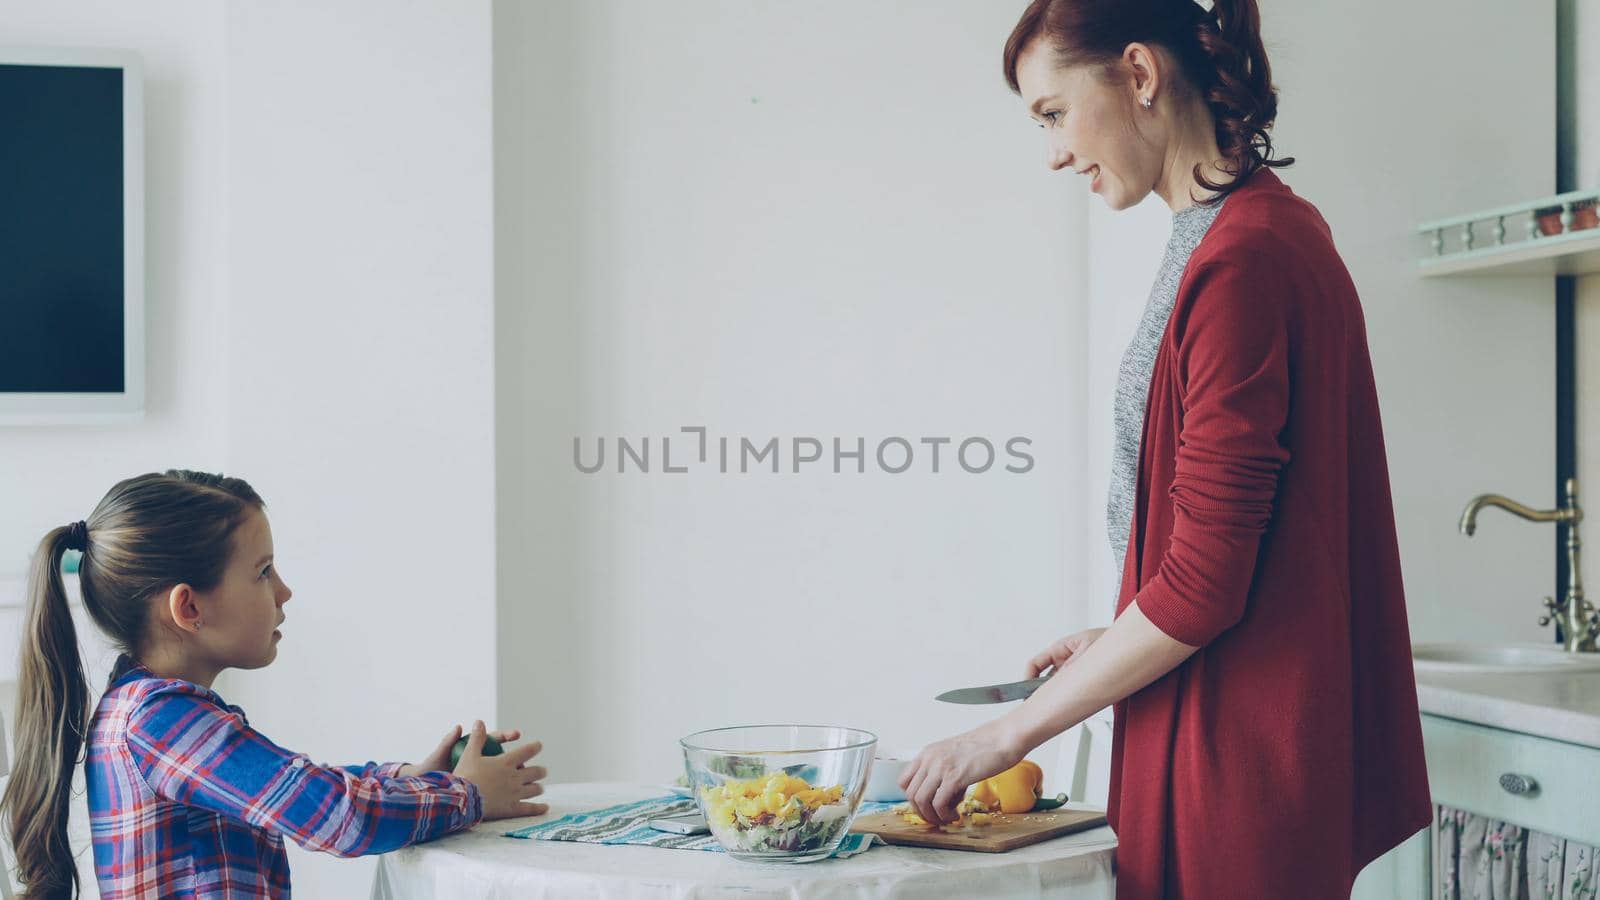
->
[399,724,523,777]
[899,721,1026,825]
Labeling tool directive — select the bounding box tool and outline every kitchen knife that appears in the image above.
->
[935,675,1050,705]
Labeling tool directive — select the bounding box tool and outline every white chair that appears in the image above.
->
[0,709,90,899]
[0,709,14,899]
[1055,710,1114,809]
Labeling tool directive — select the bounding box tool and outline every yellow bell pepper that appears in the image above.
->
[968,760,1044,814]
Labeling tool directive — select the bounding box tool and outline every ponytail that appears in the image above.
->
[4,527,91,898]
[1003,0,1293,205]
[1189,0,1294,201]
[1,470,265,897]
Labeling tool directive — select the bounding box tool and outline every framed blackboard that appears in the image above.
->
[0,47,143,424]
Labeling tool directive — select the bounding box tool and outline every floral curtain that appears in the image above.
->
[1436,805,1599,900]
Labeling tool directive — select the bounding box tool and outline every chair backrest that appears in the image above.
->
[1054,710,1114,808]
[0,709,13,898]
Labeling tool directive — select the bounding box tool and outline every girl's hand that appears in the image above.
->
[453,720,549,820]
[1025,628,1108,678]
[898,722,1025,825]
[399,724,523,777]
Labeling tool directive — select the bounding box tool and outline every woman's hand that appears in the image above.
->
[1025,628,1108,678]
[898,721,1026,825]
[453,720,550,820]
[398,724,523,778]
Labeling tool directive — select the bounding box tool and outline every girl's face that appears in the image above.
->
[194,508,292,670]
[1015,39,1161,212]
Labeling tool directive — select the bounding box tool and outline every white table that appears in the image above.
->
[372,783,1118,899]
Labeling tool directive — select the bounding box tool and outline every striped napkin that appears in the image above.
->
[503,795,902,859]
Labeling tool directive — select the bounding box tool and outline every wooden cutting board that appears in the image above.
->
[850,807,1108,853]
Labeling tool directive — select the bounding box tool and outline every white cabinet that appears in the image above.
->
[1352,827,1429,900]
[1422,714,1600,846]
[1354,713,1600,899]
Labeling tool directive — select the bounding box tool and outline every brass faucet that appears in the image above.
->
[1460,477,1598,653]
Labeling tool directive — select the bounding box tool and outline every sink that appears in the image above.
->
[1412,642,1600,674]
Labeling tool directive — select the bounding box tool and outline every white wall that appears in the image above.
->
[1260,0,1555,646]
[0,1,228,617]
[1570,0,1599,190]
[0,2,228,891]
[1571,2,1600,587]
[495,0,1090,787]
[221,2,496,896]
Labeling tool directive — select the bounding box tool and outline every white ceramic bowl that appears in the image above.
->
[863,756,911,803]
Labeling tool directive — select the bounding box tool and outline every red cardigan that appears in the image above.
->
[1108,168,1432,898]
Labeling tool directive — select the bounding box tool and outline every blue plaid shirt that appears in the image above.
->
[86,655,481,898]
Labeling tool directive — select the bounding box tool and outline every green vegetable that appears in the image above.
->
[709,755,767,780]
[781,764,819,783]
[1032,793,1069,811]
[450,734,504,770]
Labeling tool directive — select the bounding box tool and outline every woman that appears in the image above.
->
[899,1,1432,896]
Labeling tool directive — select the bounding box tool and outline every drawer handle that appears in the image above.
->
[1499,773,1540,796]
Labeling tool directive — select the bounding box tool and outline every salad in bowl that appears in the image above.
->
[680,725,875,863]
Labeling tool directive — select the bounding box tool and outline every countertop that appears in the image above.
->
[1415,666,1600,749]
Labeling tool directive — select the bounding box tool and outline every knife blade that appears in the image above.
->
[935,675,1050,705]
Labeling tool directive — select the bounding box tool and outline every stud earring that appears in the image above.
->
[1142,97,1153,109]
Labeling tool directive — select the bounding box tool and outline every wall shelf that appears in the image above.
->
[1418,187,1600,277]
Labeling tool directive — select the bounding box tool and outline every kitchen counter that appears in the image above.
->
[1414,666,1600,749]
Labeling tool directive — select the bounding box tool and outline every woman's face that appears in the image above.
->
[1015,39,1161,212]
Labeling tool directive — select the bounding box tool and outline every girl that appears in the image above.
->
[901,1,1431,897]
[2,470,546,898]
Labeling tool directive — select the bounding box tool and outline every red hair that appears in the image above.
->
[1003,0,1293,205]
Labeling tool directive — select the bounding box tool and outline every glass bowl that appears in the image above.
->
[680,724,876,863]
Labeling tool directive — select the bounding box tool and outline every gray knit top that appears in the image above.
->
[1107,196,1229,580]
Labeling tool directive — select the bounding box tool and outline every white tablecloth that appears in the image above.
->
[371,783,1118,900]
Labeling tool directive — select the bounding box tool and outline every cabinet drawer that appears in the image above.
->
[1422,714,1600,844]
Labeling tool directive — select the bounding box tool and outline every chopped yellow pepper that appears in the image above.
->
[968,760,1044,814]
[900,798,994,831]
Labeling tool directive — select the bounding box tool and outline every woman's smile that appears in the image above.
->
[1073,162,1102,192]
